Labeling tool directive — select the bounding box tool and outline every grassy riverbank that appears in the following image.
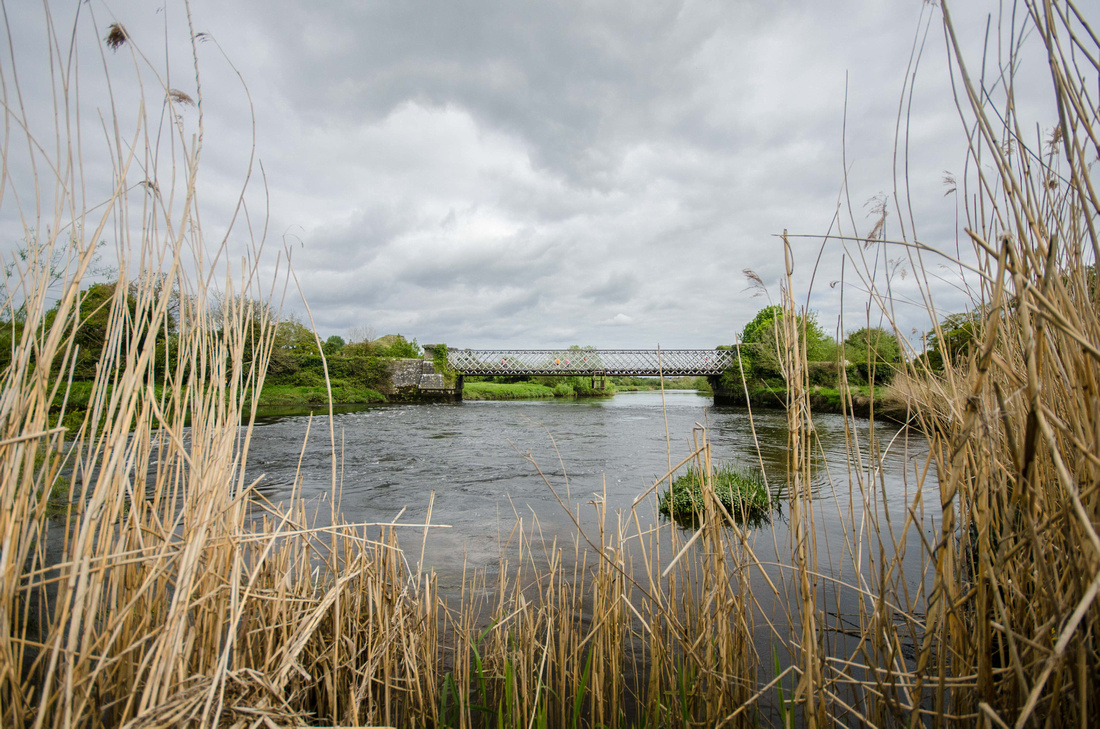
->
[462,381,559,399]
[252,376,709,403]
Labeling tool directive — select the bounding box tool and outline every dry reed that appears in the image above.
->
[1,1,1097,728]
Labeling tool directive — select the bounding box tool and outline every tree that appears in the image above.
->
[844,327,901,383]
[273,316,319,354]
[346,325,376,345]
[128,272,183,336]
[924,311,982,370]
[1,234,116,322]
[43,282,137,380]
[738,305,835,382]
[322,335,345,356]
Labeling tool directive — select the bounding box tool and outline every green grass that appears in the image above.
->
[658,463,774,525]
[462,381,557,400]
[612,376,709,391]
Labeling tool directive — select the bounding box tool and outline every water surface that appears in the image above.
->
[246,390,933,593]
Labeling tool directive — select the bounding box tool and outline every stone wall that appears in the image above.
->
[382,358,461,400]
[387,359,425,390]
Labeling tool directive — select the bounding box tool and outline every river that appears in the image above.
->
[246,389,935,605]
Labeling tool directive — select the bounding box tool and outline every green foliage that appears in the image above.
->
[252,384,385,406]
[658,463,774,526]
[845,327,901,364]
[267,348,300,378]
[273,316,318,354]
[322,335,345,356]
[540,374,614,397]
[266,353,389,391]
[373,334,421,359]
[736,305,836,384]
[925,311,982,369]
[611,375,708,391]
[70,282,129,379]
[462,381,557,400]
[806,361,840,387]
[342,340,372,357]
[844,327,900,384]
[428,343,457,386]
[291,368,327,388]
[0,319,24,373]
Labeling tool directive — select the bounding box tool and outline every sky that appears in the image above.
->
[1,1,1077,350]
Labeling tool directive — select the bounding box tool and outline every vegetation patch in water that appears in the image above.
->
[659,463,773,525]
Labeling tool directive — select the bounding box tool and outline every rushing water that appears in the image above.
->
[246,390,935,600]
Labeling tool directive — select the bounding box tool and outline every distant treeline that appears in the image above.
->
[3,280,1002,422]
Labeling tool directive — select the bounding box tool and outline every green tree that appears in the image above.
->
[738,305,835,382]
[322,335,345,356]
[273,316,319,354]
[39,282,137,380]
[925,311,982,370]
[845,327,900,364]
[844,327,901,384]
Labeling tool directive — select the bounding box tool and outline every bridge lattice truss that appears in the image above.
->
[448,349,735,377]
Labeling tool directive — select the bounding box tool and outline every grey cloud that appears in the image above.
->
[581,272,638,305]
[3,0,1034,351]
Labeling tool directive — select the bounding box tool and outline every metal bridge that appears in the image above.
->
[447,349,735,377]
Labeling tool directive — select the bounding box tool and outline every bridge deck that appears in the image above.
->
[447,349,734,377]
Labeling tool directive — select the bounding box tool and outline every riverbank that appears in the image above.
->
[245,380,911,421]
[727,384,911,423]
[463,381,622,400]
[252,384,387,406]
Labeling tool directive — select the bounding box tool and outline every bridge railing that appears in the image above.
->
[447,349,735,376]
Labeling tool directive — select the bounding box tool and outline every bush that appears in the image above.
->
[374,335,421,359]
[658,464,774,526]
[322,335,345,356]
[267,349,300,380]
[806,361,839,387]
[292,368,327,388]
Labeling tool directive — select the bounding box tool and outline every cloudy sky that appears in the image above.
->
[2,1,1071,349]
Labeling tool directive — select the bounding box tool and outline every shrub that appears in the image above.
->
[322,335,345,356]
[292,368,327,388]
[806,361,839,387]
[658,464,774,526]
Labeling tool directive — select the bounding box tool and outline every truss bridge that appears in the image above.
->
[447,349,735,377]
